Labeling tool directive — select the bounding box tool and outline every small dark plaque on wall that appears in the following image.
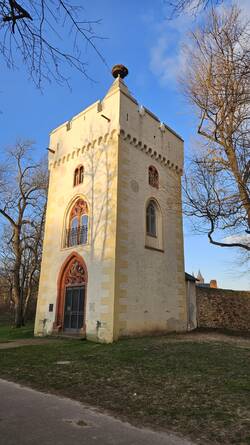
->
[49,304,54,312]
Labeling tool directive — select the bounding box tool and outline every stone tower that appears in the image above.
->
[34,66,187,342]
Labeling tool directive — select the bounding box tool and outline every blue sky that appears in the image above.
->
[1,0,249,289]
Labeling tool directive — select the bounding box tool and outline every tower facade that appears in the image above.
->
[35,71,187,342]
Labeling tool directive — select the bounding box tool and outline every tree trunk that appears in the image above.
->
[23,287,31,325]
[12,225,22,328]
[226,144,250,230]
[14,300,23,328]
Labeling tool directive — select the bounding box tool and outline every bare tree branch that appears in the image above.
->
[165,0,223,18]
[0,0,109,88]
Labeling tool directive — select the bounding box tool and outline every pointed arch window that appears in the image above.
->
[146,200,157,237]
[148,165,159,189]
[145,198,163,251]
[73,165,84,186]
[65,199,89,247]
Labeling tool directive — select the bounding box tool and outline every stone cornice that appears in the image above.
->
[49,127,183,175]
[49,129,118,170]
[118,128,183,175]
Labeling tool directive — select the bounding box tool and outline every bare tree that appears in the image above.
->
[0,141,48,326]
[0,0,109,87]
[165,0,224,18]
[182,5,250,251]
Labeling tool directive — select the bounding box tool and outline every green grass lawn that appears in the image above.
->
[0,336,249,445]
[0,322,34,342]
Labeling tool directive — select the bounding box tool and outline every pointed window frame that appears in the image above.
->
[65,199,89,247]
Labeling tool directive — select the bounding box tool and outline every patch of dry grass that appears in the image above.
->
[0,336,249,444]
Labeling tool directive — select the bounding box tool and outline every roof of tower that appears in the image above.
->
[104,73,138,104]
[106,65,183,142]
[49,64,183,144]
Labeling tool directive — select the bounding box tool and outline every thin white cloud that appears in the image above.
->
[149,0,250,87]
[149,35,187,86]
[222,234,250,246]
[149,11,195,86]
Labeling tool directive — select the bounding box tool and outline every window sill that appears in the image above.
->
[61,243,89,251]
[144,245,164,253]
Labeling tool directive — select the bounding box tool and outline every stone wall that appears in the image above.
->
[113,85,186,339]
[197,287,250,332]
[186,279,197,331]
[35,82,120,342]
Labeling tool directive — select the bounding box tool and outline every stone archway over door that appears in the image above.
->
[54,253,87,334]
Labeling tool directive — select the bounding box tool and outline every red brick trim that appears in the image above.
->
[54,252,88,333]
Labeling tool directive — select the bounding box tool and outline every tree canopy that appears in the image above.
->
[183,5,250,252]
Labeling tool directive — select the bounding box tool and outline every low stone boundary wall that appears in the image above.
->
[197,287,250,332]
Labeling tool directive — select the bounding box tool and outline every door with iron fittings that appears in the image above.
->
[64,286,84,332]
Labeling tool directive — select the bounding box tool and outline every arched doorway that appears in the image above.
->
[54,253,87,334]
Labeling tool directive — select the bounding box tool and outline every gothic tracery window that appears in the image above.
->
[148,165,159,189]
[66,199,89,247]
[74,165,84,186]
